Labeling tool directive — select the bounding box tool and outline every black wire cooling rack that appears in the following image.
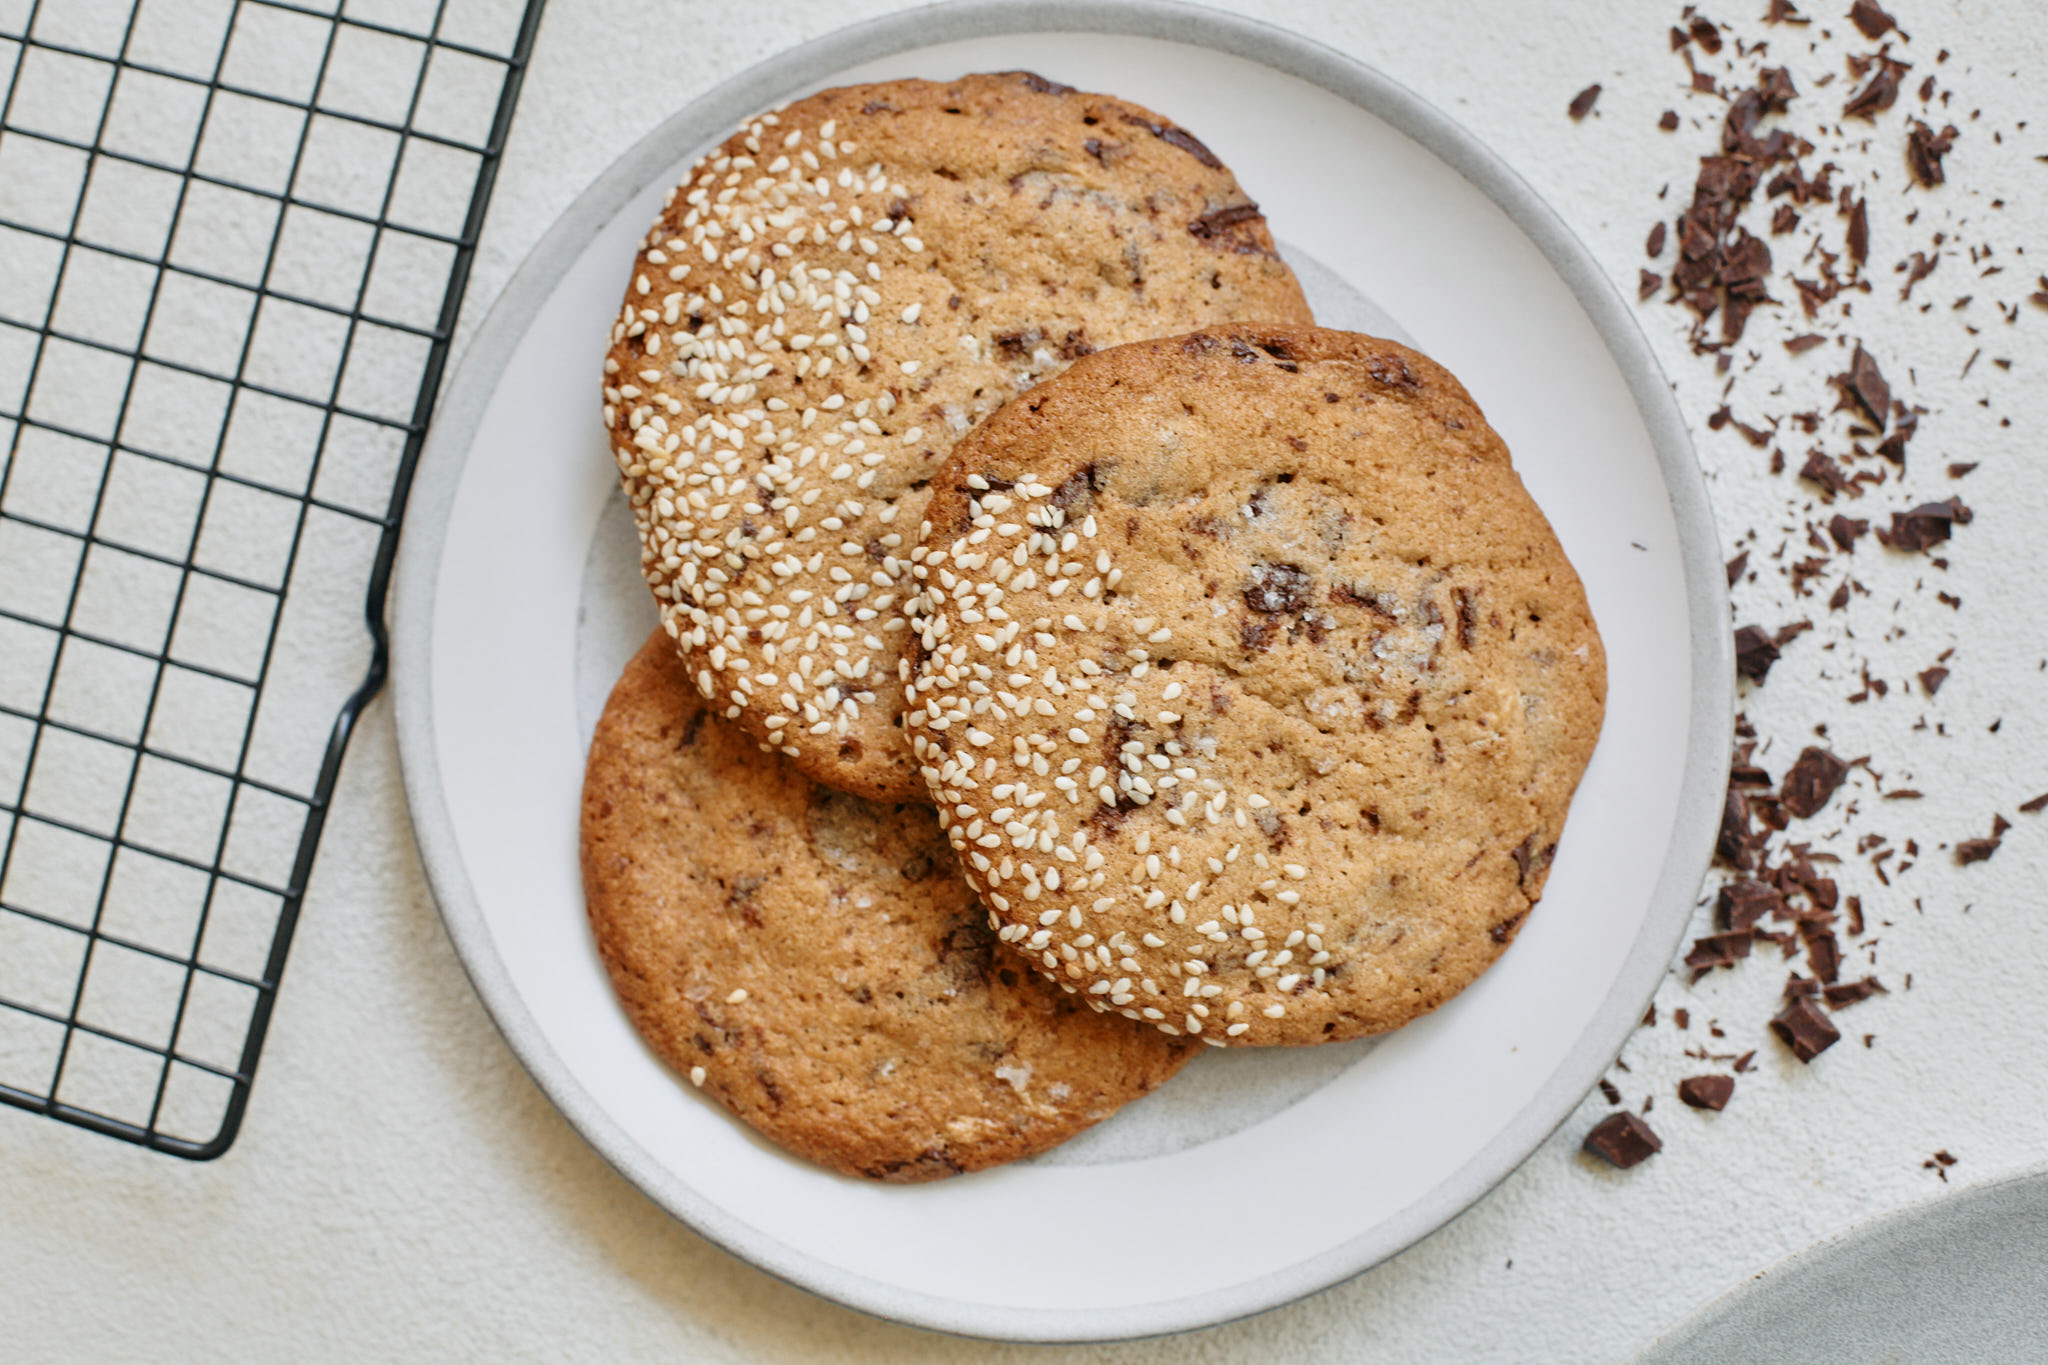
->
[0,0,545,1158]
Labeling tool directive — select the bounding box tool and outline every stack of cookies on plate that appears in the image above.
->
[582,72,1605,1181]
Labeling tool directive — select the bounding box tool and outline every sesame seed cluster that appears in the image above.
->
[581,632,1197,1181]
[906,328,1607,1047]
[603,74,1312,800]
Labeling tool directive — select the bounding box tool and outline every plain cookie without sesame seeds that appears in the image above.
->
[603,71,1313,801]
[906,326,1606,1047]
[581,631,1198,1181]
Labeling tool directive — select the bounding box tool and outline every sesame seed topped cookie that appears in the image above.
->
[905,327,1606,1047]
[581,631,1198,1180]
[602,71,1313,800]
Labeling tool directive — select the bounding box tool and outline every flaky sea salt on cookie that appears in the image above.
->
[905,327,1606,1047]
[602,71,1312,801]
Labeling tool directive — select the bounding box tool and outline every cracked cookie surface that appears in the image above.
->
[581,631,1197,1180]
[603,71,1312,800]
[905,326,1606,1046]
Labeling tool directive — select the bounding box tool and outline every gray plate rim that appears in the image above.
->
[390,0,1732,1342]
[1632,1164,2048,1362]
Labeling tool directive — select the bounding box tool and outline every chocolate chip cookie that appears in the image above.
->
[603,71,1313,801]
[905,326,1605,1046]
[581,630,1198,1179]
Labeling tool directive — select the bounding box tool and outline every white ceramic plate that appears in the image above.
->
[392,0,1730,1341]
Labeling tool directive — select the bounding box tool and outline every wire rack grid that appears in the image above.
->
[0,0,545,1158]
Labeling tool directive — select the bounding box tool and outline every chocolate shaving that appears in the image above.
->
[1876,408,1918,464]
[1828,514,1870,549]
[1824,976,1886,1008]
[1800,450,1854,499]
[1918,666,1949,695]
[1734,625,1782,682]
[1906,121,1958,187]
[2019,792,2048,815]
[1582,1111,1661,1168]
[1843,55,1909,121]
[1569,84,1602,120]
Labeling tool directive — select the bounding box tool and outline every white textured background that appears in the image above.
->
[4,1,2045,1360]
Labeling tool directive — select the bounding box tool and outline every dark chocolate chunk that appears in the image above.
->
[1686,932,1754,972]
[1188,202,1264,240]
[1718,786,1757,868]
[1848,0,1897,39]
[1918,666,1949,695]
[1660,109,1681,131]
[1726,550,1750,586]
[1829,514,1870,550]
[1955,836,2000,865]
[1582,1111,1662,1168]
[1906,121,1958,188]
[1842,344,1891,426]
[1678,1075,1736,1110]
[1719,879,1784,931]
[1772,996,1841,1061]
[1640,269,1664,301]
[1785,333,1828,354]
[1802,922,1842,983]
[1647,221,1668,257]
[1599,1078,1622,1104]
[1006,70,1077,96]
[1569,84,1602,120]
[1800,450,1853,498]
[1876,497,1973,552]
[1846,197,1870,267]
[2019,792,2048,815]
[1117,113,1221,167]
[1734,625,1781,683]
[1781,746,1850,819]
